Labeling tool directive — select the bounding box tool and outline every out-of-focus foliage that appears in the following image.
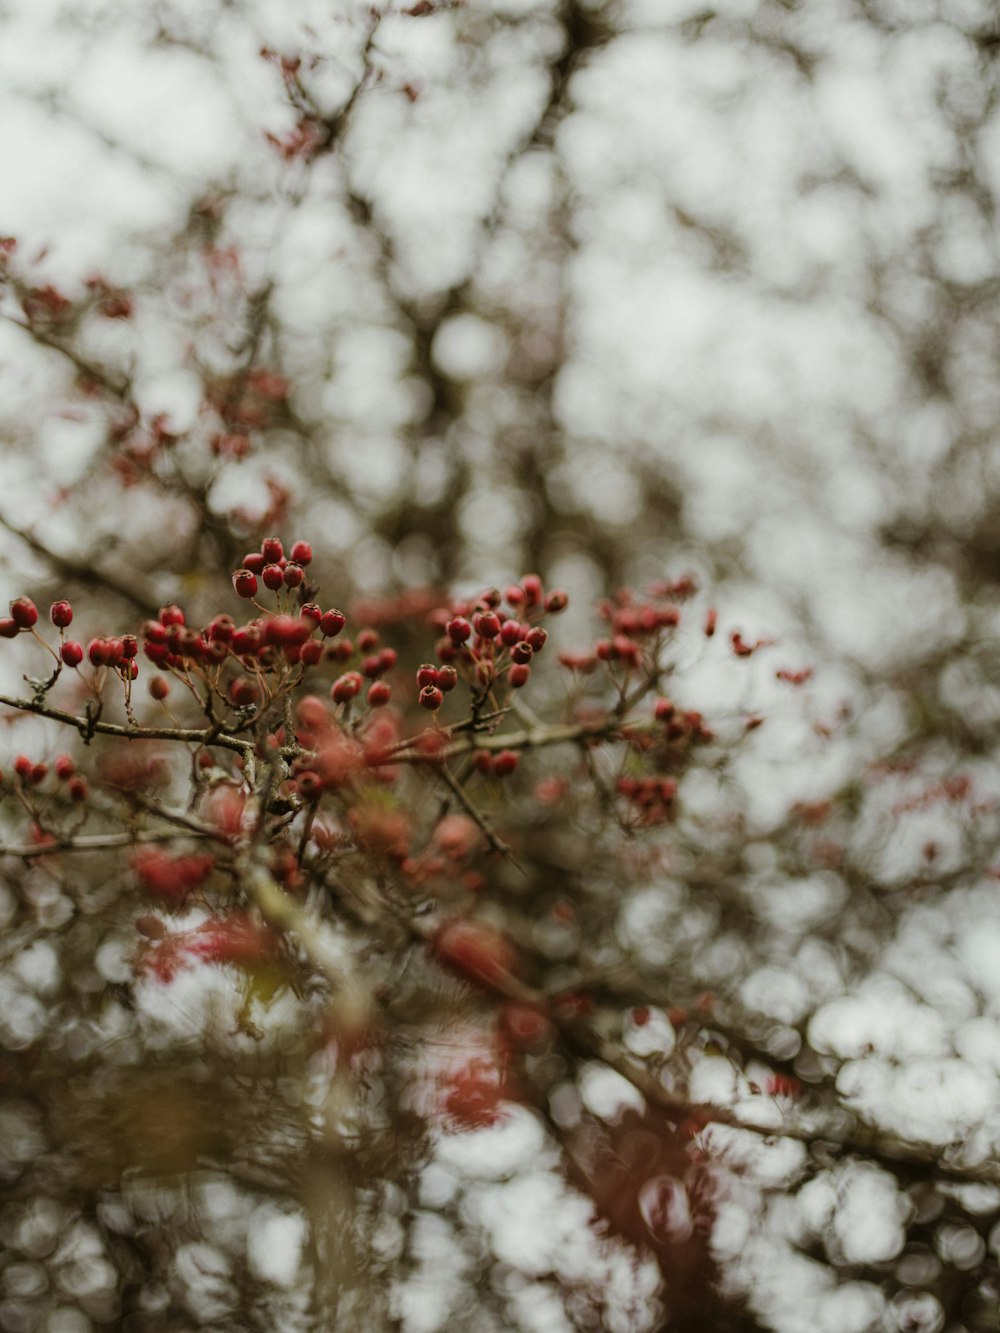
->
[1,1,999,1331]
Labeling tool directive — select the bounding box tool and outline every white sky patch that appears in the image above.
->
[246,1206,308,1287]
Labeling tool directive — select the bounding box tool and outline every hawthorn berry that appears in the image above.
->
[242,552,265,574]
[332,672,362,704]
[367,681,392,707]
[289,539,313,565]
[356,628,379,652]
[233,569,258,599]
[50,600,73,628]
[159,604,185,626]
[319,609,346,637]
[475,611,501,639]
[61,641,84,667]
[511,641,533,665]
[54,755,75,780]
[544,589,569,612]
[493,750,519,776]
[416,664,439,689]
[525,627,547,652]
[436,664,458,692]
[13,755,33,779]
[509,663,531,688]
[261,536,284,563]
[299,640,323,665]
[521,574,543,606]
[67,775,88,802]
[149,676,169,701]
[419,684,444,711]
[0,618,19,638]
[447,616,472,644]
[10,597,37,629]
[262,563,285,591]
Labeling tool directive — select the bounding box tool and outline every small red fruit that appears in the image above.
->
[367,681,391,707]
[61,641,84,667]
[10,597,38,629]
[416,664,439,689]
[447,616,472,644]
[289,540,313,565]
[432,918,519,991]
[493,750,519,776]
[54,754,75,780]
[149,676,169,701]
[475,611,501,639]
[0,618,19,638]
[509,663,531,688]
[233,569,258,599]
[50,600,73,628]
[320,609,346,637]
[419,685,444,711]
[261,536,284,563]
[262,563,284,591]
[331,672,362,704]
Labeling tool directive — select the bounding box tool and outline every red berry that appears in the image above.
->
[320,609,346,637]
[509,663,531,688]
[232,625,262,655]
[299,640,323,665]
[544,589,568,612]
[367,681,392,707]
[233,569,258,599]
[511,641,533,665]
[499,619,523,646]
[242,552,265,574]
[416,664,439,689]
[283,562,304,588]
[50,600,73,628]
[10,597,38,629]
[521,574,543,606]
[14,755,33,779]
[290,540,313,565]
[61,641,84,667]
[419,685,444,711]
[300,603,322,624]
[120,634,138,659]
[67,775,88,803]
[159,604,185,626]
[262,563,284,591]
[475,611,501,639]
[30,763,48,785]
[432,919,518,990]
[654,697,675,721]
[0,618,19,638]
[447,617,472,644]
[54,754,75,780]
[436,664,458,692]
[377,647,398,672]
[525,627,547,652]
[493,750,519,776]
[149,676,169,701]
[87,638,109,666]
[331,672,362,704]
[356,628,379,652]
[503,585,525,607]
[261,536,284,563]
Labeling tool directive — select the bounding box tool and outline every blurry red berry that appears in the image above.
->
[61,640,84,667]
[493,750,519,776]
[521,574,543,606]
[283,562,304,588]
[447,616,472,644]
[67,775,89,802]
[331,672,362,703]
[262,563,284,591]
[289,540,313,565]
[475,611,501,639]
[525,627,547,652]
[261,536,284,563]
[50,600,73,628]
[416,663,439,689]
[544,589,568,612]
[149,676,169,701]
[159,604,185,626]
[0,618,19,638]
[509,663,531,688]
[14,755,33,779]
[54,754,75,780]
[242,552,265,574]
[367,681,392,707]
